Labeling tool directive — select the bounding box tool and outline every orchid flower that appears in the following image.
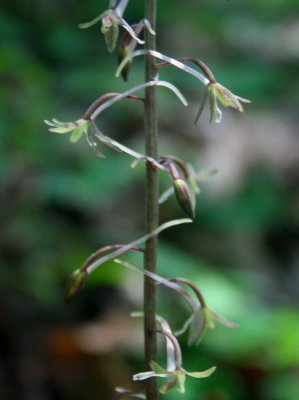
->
[114,260,238,346]
[195,81,251,124]
[45,80,187,162]
[171,277,239,346]
[133,328,216,394]
[44,118,90,144]
[79,0,154,53]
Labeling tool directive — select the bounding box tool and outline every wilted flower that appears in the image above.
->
[44,118,90,143]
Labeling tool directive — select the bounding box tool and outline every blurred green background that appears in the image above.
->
[1,0,299,399]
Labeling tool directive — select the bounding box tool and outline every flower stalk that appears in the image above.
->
[143,0,159,399]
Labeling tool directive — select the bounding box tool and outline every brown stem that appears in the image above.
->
[144,0,159,399]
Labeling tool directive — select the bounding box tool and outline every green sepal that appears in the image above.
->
[184,366,217,378]
[150,360,168,375]
[188,307,207,346]
[103,24,119,52]
[70,122,87,143]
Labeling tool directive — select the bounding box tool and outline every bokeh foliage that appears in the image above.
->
[0,1,298,399]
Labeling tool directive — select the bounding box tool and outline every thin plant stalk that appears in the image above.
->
[144,0,159,399]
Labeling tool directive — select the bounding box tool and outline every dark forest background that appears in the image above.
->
[0,1,299,399]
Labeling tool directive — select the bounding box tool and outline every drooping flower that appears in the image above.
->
[134,360,216,394]
[195,81,251,124]
[79,0,153,53]
[133,329,216,394]
[44,118,90,143]
[176,305,239,346]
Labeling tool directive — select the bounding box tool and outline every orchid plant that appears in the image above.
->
[45,0,249,398]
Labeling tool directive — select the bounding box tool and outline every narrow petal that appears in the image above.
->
[185,366,216,378]
[79,10,110,29]
[175,314,194,337]
[236,95,251,103]
[51,119,76,128]
[133,371,167,381]
[214,102,223,124]
[49,127,74,134]
[44,119,57,127]
[194,85,209,124]
[115,49,209,85]
[143,18,156,35]
[119,17,145,44]
[159,186,175,205]
[209,309,239,328]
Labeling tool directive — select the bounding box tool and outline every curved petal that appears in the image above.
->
[116,49,209,85]
[79,10,110,29]
[184,366,216,378]
[133,371,167,381]
[119,16,145,44]
[48,127,74,134]
[209,309,239,329]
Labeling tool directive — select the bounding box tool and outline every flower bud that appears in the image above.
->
[64,269,87,304]
[173,178,196,219]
